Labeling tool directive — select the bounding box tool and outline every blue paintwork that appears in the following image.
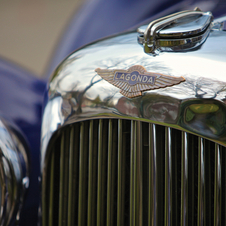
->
[0,0,225,225]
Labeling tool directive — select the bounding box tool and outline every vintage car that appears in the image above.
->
[0,1,226,226]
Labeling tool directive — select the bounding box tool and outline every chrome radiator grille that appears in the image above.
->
[42,119,226,226]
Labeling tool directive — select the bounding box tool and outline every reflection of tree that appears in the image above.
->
[62,74,103,116]
[75,74,102,113]
[216,86,226,96]
[93,56,172,74]
[182,78,226,99]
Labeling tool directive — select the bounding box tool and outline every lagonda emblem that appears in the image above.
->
[95,65,185,98]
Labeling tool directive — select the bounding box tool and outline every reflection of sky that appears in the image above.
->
[41,96,63,160]
[50,29,226,103]
[160,55,226,79]
[42,96,63,136]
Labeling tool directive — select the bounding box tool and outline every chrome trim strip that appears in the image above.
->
[117,119,124,225]
[58,131,65,226]
[165,127,172,226]
[149,123,157,226]
[214,144,221,226]
[107,119,113,226]
[48,149,55,226]
[59,130,69,226]
[68,126,75,226]
[88,121,95,226]
[181,132,188,226]
[130,121,143,225]
[130,121,135,226]
[78,122,87,226]
[197,137,204,226]
[97,120,105,226]
[106,119,114,226]
[135,121,143,225]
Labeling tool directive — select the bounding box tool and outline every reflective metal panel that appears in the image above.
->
[198,138,204,226]
[41,16,226,167]
[214,144,221,226]
[181,132,188,226]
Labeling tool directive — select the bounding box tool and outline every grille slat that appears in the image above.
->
[130,121,143,226]
[58,132,65,226]
[117,119,125,226]
[48,147,55,226]
[97,120,108,226]
[59,130,70,226]
[97,119,104,226]
[68,126,76,226]
[130,121,135,226]
[148,123,157,226]
[188,134,196,225]
[78,122,89,226]
[43,119,226,226]
[87,120,95,226]
[181,132,188,226]
[198,137,205,226]
[106,119,118,226]
[165,127,172,226]
[214,144,221,226]
[107,119,113,226]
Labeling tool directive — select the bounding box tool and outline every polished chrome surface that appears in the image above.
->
[197,138,204,225]
[117,119,124,226]
[97,119,105,226]
[137,9,213,54]
[88,121,95,226]
[181,132,188,226]
[214,144,221,226]
[130,121,142,226]
[164,127,172,226]
[0,118,29,226]
[41,15,226,167]
[149,124,157,226]
[107,119,114,226]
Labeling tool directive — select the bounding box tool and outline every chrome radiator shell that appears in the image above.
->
[41,14,226,226]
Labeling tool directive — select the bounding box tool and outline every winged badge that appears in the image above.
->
[95,65,185,98]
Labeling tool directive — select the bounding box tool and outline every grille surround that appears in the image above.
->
[42,119,226,226]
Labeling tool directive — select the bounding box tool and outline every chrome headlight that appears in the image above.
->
[0,118,29,226]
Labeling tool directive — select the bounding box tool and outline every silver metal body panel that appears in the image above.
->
[41,16,226,170]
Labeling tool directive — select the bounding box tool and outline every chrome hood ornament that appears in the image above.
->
[95,65,185,98]
[138,8,213,54]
